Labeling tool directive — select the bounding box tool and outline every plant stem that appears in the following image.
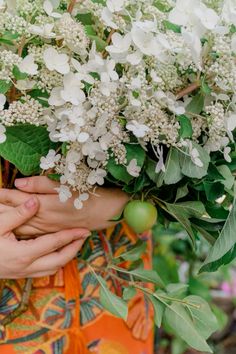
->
[68,0,77,14]
[176,81,200,100]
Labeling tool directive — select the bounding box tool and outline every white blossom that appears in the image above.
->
[55,185,72,203]
[74,193,89,210]
[43,0,61,18]
[43,48,70,75]
[0,94,6,110]
[126,120,150,138]
[40,149,61,170]
[19,54,38,76]
[87,168,106,185]
[127,159,141,177]
[0,123,6,144]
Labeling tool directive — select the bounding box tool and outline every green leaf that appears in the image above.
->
[85,25,107,51]
[164,148,183,185]
[203,181,225,202]
[217,165,235,190]
[163,20,181,33]
[97,276,128,320]
[129,269,165,287]
[123,287,137,301]
[165,302,213,353]
[166,201,206,219]
[175,185,189,202]
[148,294,165,328]
[178,115,193,139]
[0,79,12,94]
[117,240,147,261]
[0,125,57,175]
[201,78,212,95]
[107,144,146,184]
[75,12,93,25]
[186,94,204,115]
[166,284,188,297]
[28,89,49,107]
[47,173,61,182]
[179,142,210,179]
[200,199,236,272]
[12,65,28,80]
[184,295,218,338]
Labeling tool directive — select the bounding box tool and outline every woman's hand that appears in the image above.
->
[0,196,90,278]
[0,176,129,237]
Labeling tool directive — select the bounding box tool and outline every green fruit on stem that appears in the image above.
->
[124,200,158,234]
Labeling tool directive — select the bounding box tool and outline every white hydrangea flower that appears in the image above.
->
[74,193,89,210]
[155,146,166,174]
[107,0,125,13]
[126,120,150,138]
[224,146,232,163]
[222,0,236,25]
[19,54,38,76]
[101,8,118,29]
[29,23,56,38]
[71,58,95,85]
[87,168,106,185]
[106,33,132,62]
[55,185,72,203]
[181,29,202,69]
[127,159,141,177]
[43,48,70,74]
[43,0,61,18]
[0,94,6,110]
[0,123,6,144]
[40,149,61,170]
[60,73,86,105]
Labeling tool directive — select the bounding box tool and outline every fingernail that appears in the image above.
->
[15,178,28,188]
[25,197,37,209]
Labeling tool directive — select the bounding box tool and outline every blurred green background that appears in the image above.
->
[152,222,236,354]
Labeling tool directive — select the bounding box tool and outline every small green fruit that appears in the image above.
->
[124,200,158,234]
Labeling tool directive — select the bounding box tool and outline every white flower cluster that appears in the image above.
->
[0,0,235,207]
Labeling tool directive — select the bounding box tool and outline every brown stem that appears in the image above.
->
[67,0,77,14]
[176,81,200,100]
[102,29,116,59]
[18,37,26,57]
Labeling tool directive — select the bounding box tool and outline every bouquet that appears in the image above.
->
[0,0,236,351]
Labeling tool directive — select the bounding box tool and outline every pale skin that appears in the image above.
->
[0,176,129,238]
[0,195,91,279]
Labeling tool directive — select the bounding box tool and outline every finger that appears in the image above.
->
[28,239,85,273]
[0,189,27,206]
[0,203,12,213]
[0,197,39,234]
[29,270,59,278]
[15,176,59,194]
[21,229,90,260]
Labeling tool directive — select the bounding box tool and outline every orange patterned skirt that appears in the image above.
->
[0,223,154,354]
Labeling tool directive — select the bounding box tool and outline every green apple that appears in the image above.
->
[124,200,158,234]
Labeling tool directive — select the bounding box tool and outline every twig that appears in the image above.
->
[67,0,77,14]
[176,81,200,100]
[102,29,116,59]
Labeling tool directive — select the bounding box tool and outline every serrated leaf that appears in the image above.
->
[0,125,57,175]
[97,276,128,319]
[76,12,93,25]
[200,199,236,272]
[85,25,107,51]
[165,302,213,353]
[148,295,165,328]
[164,148,183,185]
